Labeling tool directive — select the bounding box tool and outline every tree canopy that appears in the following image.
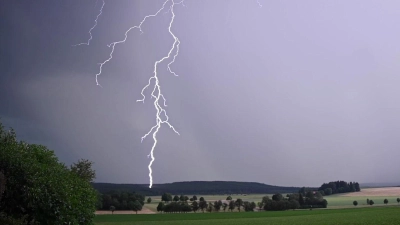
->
[0,121,97,224]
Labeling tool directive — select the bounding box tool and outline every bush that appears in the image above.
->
[0,122,97,224]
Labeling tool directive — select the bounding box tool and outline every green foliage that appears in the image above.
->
[353,200,358,206]
[228,200,235,212]
[384,199,388,204]
[100,191,144,210]
[226,196,232,200]
[128,200,142,214]
[161,193,172,202]
[222,202,228,212]
[192,195,197,201]
[199,197,205,202]
[272,193,283,201]
[70,159,96,182]
[199,200,207,213]
[93,207,400,225]
[397,198,400,204]
[173,195,180,202]
[324,188,332,195]
[206,202,213,213]
[191,201,199,213]
[147,197,152,204]
[318,181,361,195]
[369,200,374,205]
[0,122,97,225]
[235,198,243,212]
[156,202,164,213]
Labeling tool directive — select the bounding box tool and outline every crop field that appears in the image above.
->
[94,207,400,225]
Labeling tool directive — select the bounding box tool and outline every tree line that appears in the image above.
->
[317,181,361,195]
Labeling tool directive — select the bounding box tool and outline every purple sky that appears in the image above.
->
[1,0,400,187]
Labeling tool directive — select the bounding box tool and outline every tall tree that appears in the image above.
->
[192,195,197,201]
[353,201,358,206]
[235,198,243,212]
[199,200,208,213]
[70,159,96,182]
[222,203,228,212]
[173,195,180,202]
[157,202,164,213]
[128,200,143,214]
[161,193,172,202]
[147,197,152,204]
[384,199,388,205]
[229,200,235,212]
[192,201,199,213]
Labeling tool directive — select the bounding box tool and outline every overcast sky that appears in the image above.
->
[1,0,400,187]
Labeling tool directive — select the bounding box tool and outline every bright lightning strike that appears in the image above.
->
[92,0,182,188]
[73,0,105,46]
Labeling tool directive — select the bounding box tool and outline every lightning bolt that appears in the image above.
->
[73,0,105,46]
[92,0,182,188]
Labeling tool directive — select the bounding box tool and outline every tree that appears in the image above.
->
[179,195,185,202]
[299,193,305,206]
[353,201,358,206]
[173,195,180,202]
[213,200,222,212]
[192,201,199,213]
[70,159,96,183]
[110,206,116,214]
[397,198,400,204]
[184,196,189,202]
[257,202,263,211]
[229,200,236,212]
[369,200,374,206]
[226,196,232,200]
[222,203,228,212]
[272,193,283,201]
[0,123,97,225]
[157,202,165,213]
[384,199,388,205]
[161,193,173,202]
[199,197,205,202]
[189,198,194,201]
[324,188,332,195]
[128,200,143,214]
[147,197,152,204]
[367,198,370,205]
[199,200,208,213]
[235,198,243,212]
[207,202,213,213]
[193,195,197,201]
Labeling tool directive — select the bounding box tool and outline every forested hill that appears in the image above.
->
[92,181,301,195]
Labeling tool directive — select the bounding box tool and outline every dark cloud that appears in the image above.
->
[1,0,400,186]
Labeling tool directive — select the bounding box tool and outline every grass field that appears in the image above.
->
[94,207,400,225]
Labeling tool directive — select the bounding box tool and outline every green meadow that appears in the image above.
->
[95,207,400,225]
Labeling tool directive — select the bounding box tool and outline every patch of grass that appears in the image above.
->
[94,207,400,225]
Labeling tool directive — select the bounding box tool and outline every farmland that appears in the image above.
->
[94,207,400,225]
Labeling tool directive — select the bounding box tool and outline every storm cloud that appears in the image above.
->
[1,0,400,187]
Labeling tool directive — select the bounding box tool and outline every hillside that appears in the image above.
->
[92,181,302,195]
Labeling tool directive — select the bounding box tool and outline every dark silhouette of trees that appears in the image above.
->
[226,196,232,200]
[353,201,358,206]
[157,202,164,213]
[199,200,208,213]
[318,181,360,195]
[235,198,243,212]
[369,200,374,206]
[384,199,388,205]
[147,197,152,203]
[397,198,400,204]
[173,195,180,202]
[161,193,173,202]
